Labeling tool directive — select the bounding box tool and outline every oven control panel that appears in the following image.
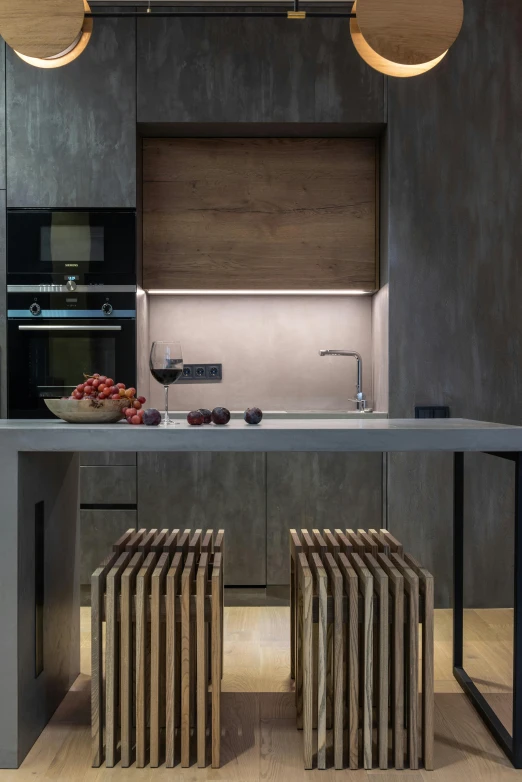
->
[7,290,136,320]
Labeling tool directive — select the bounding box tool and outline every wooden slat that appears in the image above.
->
[364,553,389,769]
[211,553,223,769]
[91,549,122,768]
[136,551,158,768]
[349,552,373,770]
[357,529,379,557]
[165,551,183,768]
[310,552,327,770]
[163,528,180,554]
[378,553,404,769]
[189,529,203,555]
[301,529,315,557]
[368,528,391,555]
[105,551,131,767]
[197,552,210,767]
[113,528,136,552]
[323,528,340,561]
[334,528,353,556]
[346,529,366,557]
[380,529,404,556]
[150,552,170,767]
[181,551,197,767]
[324,552,344,769]
[405,552,434,770]
[298,552,313,770]
[120,551,144,768]
[338,553,359,769]
[391,553,419,770]
[138,528,158,554]
[124,528,147,552]
[176,529,192,558]
[151,528,169,552]
[311,529,328,562]
[290,529,302,681]
[214,530,225,679]
[201,529,214,553]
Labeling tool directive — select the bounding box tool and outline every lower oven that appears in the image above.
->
[8,290,136,418]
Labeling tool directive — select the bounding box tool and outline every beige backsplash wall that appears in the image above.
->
[146,295,374,412]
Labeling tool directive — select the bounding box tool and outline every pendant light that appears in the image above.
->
[351,4,446,78]
[0,0,92,69]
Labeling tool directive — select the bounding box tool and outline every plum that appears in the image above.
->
[199,408,212,424]
[211,407,231,425]
[244,407,263,425]
[187,410,205,426]
[143,408,162,426]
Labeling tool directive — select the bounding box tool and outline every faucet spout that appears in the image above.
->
[319,349,366,410]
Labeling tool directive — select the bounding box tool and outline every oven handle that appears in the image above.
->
[18,324,122,331]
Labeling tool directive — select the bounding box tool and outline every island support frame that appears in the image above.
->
[453,450,522,768]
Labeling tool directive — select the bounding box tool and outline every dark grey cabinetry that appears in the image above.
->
[6,13,136,208]
[266,452,383,584]
[137,452,267,586]
[137,18,385,124]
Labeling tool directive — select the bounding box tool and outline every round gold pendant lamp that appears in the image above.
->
[0,0,92,68]
[351,0,463,77]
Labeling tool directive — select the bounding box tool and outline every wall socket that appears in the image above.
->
[180,363,222,383]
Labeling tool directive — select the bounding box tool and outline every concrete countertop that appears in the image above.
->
[1,417,521,452]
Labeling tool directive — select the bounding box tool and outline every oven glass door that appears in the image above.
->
[8,319,136,418]
[7,210,135,279]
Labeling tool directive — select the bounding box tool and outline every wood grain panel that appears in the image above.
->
[143,138,377,291]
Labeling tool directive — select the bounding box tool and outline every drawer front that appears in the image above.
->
[80,466,137,506]
[80,452,137,467]
[80,509,137,585]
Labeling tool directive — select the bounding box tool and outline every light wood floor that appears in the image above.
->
[1,607,521,780]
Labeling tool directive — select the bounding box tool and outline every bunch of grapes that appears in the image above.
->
[69,373,147,425]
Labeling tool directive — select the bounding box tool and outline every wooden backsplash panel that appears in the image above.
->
[143,138,377,290]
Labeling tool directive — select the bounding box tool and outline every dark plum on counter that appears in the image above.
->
[143,408,162,426]
[199,408,212,424]
[211,407,231,425]
[187,410,205,426]
[244,407,263,425]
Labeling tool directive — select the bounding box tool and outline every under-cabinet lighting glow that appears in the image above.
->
[146,289,373,296]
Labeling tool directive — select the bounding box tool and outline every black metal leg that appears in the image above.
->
[453,450,522,768]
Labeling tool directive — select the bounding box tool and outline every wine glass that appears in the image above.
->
[149,341,183,426]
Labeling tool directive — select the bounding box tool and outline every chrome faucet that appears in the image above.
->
[319,349,370,411]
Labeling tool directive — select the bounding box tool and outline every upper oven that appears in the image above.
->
[7,208,136,285]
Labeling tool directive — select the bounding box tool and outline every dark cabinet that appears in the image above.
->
[6,13,136,208]
[137,452,267,586]
[137,17,385,124]
[267,452,383,585]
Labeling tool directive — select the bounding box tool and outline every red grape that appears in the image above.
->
[130,415,141,425]
[92,379,101,388]
[73,391,83,400]
[109,386,117,395]
[99,375,107,383]
[125,406,134,417]
[77,383,85,392]
[111,393,120,399]
[125,387,136,398]
[93,373,100,379]
[138,396,146,404]
[133,400,142,410]
[105,378,114,388]
[84,384,93,394]
[98,384,107,392]
[137,408,144,417]
[116,383,126,390]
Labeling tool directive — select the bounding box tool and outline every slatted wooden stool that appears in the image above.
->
[91,528,224,769]
[290,528,434,771]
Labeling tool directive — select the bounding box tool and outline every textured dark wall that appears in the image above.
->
[385,0,522,606]
[137,15,385,123]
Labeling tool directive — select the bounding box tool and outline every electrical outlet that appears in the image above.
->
[179,363,222,383]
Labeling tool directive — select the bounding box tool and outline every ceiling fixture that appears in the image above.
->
[0,0,92,69]
[351,0,463,77]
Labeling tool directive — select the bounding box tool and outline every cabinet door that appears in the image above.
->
[267,452,383,585]
[6,12,136,208]
[138,17,385,124]
[138,452,267,586]
[80,466,137,506]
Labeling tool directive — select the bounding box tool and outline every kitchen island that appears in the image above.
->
[1,417,521,768]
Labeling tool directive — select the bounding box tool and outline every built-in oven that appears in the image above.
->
[7,289,136,418]
[7,208,136,285]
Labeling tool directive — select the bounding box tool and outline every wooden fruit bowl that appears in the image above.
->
[44,397,130,423]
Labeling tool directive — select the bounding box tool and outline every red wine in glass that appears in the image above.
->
[149,342,183,425]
